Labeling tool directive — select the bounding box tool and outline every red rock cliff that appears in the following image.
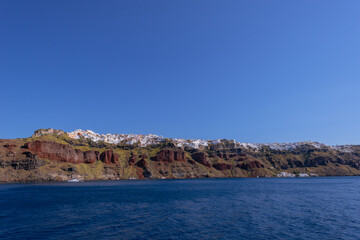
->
[191,152,211,167]
[153,149,186,163]
[100,150,119,164]
[25,141,99,164]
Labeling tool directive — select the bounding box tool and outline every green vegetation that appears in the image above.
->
[4,130,360,183]
[76,161,104,180]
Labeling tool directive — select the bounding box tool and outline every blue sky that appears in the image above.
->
[1,0,360,144]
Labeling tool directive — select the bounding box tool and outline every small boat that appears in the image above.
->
[67,178,80,183]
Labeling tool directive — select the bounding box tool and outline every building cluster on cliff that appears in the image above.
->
[66,129,354,153]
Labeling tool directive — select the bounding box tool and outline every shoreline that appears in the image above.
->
[1,174,359,185]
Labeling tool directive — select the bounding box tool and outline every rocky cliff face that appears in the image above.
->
[100,150,119,164]
[25,141,100,164]
[152,149,186,163]
[1,129,360,183]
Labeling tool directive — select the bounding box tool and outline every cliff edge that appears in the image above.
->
[1,128,360,182]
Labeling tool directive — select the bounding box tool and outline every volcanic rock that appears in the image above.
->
[136,159,148,168]
[237,161,264,170]
[191,152,211,167]
[0,159,46,170]
[213,163,233,170]
[129,152,137,165]
[25,141,98,164]
[153,149,186,163]
[100,150,119,164]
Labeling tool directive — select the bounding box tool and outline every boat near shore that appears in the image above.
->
[67,178,80,183]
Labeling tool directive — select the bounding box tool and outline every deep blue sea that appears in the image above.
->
[1,177,360,240]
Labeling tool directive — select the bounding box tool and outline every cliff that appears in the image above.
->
[1,128,360,183]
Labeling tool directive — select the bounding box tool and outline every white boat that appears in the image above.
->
[67,178,80,183]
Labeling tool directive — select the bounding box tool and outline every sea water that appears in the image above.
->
[1,177,360,240]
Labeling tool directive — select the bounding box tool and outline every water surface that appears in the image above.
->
[1,177,360,239]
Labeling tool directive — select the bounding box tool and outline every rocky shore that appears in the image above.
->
[1,128,360,183]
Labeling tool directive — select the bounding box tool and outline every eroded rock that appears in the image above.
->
[153,149,186,163]
[191,152,211,167]
[213,163,233,170]
[25,141,99,164]
[237,161,264,170]
[136,159,147,168]
[100,150,119,164]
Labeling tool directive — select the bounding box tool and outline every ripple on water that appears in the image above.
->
[1,177,360,239]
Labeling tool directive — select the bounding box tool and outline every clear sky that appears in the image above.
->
[1,0,360,144]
